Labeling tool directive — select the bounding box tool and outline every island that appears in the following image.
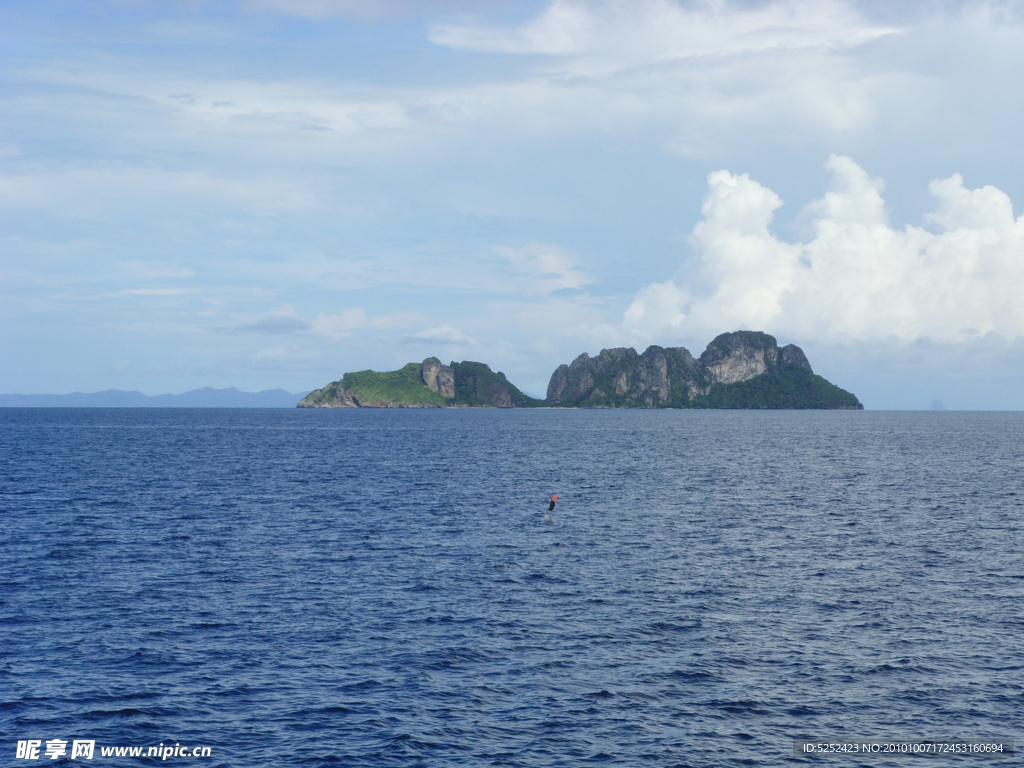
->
[298,358,540,408]
[297,331,863,409]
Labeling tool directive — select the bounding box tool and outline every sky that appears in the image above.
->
[3,0,1024,409]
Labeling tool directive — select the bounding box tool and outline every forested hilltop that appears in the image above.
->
[298,331,862,409]
[298,358,540,408]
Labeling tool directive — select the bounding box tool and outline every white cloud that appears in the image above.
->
[924,173,1017,233]
[5,1,910,173]
[623,280,689,331]
[423,0,914,156]
[8,0,971,192]
[624,155,1024,344]
[497,242,590,292]
[431,0,902,74]
[156,81,411,145]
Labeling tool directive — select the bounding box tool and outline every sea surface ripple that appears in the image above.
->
[1,409,1022,766]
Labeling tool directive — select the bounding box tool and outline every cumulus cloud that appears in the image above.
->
[497,242,590,293]
[624,155,1024,344]
[623,280,690,332]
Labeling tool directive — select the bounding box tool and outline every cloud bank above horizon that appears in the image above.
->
[623,156,1024,346]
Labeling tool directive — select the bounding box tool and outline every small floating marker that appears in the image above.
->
[548,495,557,512]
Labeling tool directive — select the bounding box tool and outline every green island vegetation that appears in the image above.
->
[450,362,542,408]
[340,364,448,406]
[688,369,862,409]
[298,359,539,408]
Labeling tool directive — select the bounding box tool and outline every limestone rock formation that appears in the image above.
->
[545,331,861,409]
[699,330,812,384]
[421,357,455,399]
[546,345,703,407]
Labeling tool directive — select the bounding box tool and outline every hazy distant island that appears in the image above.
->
[298,331,863,410]
[0,387,310,408]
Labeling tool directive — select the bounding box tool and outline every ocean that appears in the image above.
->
[1,408,1021,766]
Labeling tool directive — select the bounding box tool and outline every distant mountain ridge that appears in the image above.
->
[300,331,863,410]
[0,387,309,408]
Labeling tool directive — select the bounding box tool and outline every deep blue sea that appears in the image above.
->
[1,408,1022,767]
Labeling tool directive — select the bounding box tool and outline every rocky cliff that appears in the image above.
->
[546,331,861,409]
[546,345,704,407]
[420,357,455,399]
[699,330,811,384]
[297,357,537,408]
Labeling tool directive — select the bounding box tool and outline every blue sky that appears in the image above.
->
[3,0,1024,408]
